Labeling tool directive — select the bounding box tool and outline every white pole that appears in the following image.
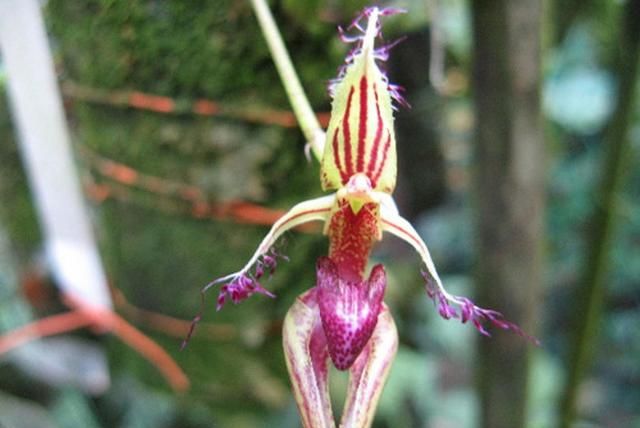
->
[0,0,112,309]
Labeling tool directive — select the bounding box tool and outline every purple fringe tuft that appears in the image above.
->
[422,270,540,345]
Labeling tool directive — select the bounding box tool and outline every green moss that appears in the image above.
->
[0,93,42,256]
[46,0,345,105]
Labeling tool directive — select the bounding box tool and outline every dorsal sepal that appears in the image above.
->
[320,7,405,194]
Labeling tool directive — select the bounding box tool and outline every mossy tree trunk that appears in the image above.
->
[470,1,544,428]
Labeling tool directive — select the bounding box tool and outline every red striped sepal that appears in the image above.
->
[320,8,399,194]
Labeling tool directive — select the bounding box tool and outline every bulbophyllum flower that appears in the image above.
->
[189,7,532,427]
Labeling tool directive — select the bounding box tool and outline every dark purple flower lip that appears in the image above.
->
[316,257,387,370]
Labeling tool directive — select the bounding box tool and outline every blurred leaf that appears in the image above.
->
[377,347,437,426]
[12,338,109,395]
[526,350,563,428]
[103,377,175,428]
[0,391,59,428]
[544,26,615,134]
[51,389,102,428]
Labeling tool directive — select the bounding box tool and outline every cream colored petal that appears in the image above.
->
[205,194,336,292]
[379,200,463,306]
[283,291,336,428]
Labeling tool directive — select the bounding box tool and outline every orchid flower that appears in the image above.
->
[189,6,532,427]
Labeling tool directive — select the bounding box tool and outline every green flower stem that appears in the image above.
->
[250,0,325,161]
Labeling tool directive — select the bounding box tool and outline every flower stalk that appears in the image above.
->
[249,0,325,160]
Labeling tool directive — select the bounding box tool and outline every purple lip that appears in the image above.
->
[316,257,386,370]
